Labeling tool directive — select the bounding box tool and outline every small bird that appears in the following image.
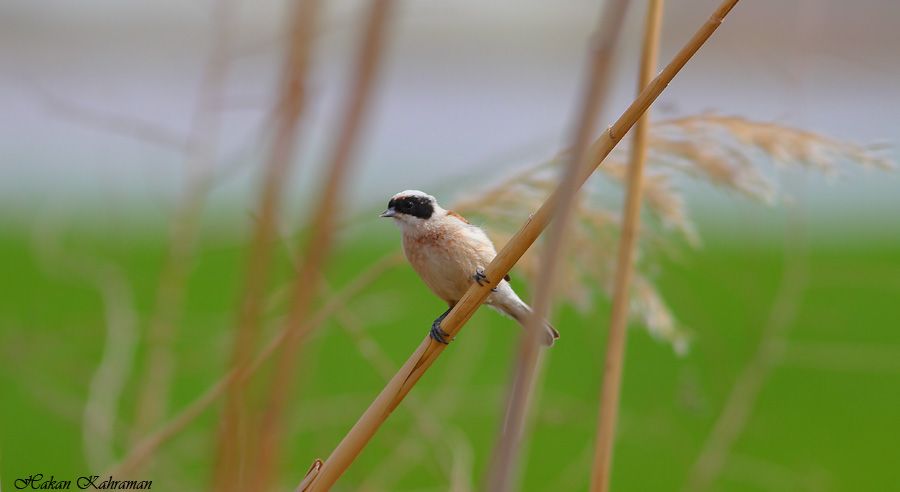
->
[381,190,559,346]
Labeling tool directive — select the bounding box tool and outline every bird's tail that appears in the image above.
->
[494,296,560,347]
[543,320,561,346]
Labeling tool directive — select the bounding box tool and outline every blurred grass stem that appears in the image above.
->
[211,0,320,489]
[251,1,395,489]
[105,255,400,477]
[131,0,234,448]
[685,207,808,491]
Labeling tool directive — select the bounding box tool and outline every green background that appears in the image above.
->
[2,211,899,491]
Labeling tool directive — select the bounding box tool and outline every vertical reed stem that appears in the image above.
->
[251,1,395,489]
[304,1,740,489]
[210,1,321,489]
[106,256,397,478]
[589,0,666,490]
[485,1,631,490]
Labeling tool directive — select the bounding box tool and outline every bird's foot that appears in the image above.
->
[430,319,450,344]
[473,268,490,287]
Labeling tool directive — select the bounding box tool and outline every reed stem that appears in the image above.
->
[105,256,400,478]
[589,0,666,490]
[132,0,234,448]
[211,1,320,489]
[251,1,395,489]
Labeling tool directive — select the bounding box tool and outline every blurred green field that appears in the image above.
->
[2,215,899,491]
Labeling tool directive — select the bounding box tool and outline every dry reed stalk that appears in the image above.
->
[485,0,631,490]
[355,322,491,492]
[303,1,741,489]
[251,2,395,488]
[211,1,321,489]
[273,224,459,482]
[334,307,447,432]
[105,255,400,478]
[131,0,235,445]
[590,0,665,490]
[331,306,459,483]
[246,256,402,377]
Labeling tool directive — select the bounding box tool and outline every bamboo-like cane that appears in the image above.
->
[251,1,395,490]
[484,1,632,490]
[303,1,741,490]
[589,0,666,491]
[211,1,320,490]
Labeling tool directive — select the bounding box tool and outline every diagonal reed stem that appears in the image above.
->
[589,0,666,490]
[251,1,396,489]
[485,1,631,490]
[303,1,741,489]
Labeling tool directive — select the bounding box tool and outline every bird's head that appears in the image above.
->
[380,190,442,228]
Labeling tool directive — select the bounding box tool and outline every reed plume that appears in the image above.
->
[453,114,893,355]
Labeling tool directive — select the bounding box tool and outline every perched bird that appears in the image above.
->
[381,190,559,346]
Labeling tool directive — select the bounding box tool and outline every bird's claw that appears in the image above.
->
[430,319,450,344]
[473,268,490,287]
[429,307,453,344]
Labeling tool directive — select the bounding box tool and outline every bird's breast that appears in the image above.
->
[402,230,474,303]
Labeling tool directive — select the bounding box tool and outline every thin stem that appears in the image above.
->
[131,0,235,447]
[31,212,140,472]
[29,84,187,151]
[355,316,491,492]
[104,255,400,478]
[334,305,456,477]
[685,209,808,491]
[251,2,395,489]
[211,0,321,489]
[589,0,665,490]
[485,0,631,490]
[303,1,741,489]
[82,267,139,471]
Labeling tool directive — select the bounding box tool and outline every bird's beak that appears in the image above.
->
[380,208,396,218]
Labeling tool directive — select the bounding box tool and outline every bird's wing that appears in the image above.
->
[448,211,511,282]
[446,210,470,224]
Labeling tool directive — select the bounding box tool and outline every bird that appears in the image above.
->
[380,189,559,346]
